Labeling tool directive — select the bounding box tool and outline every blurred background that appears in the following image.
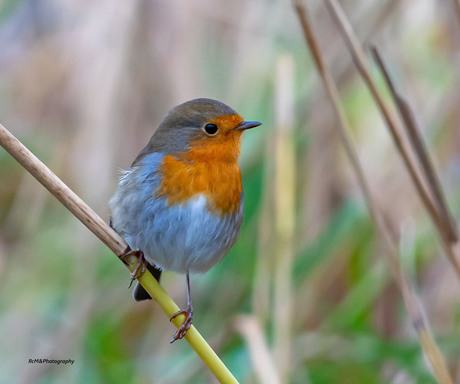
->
[1,0,460,383]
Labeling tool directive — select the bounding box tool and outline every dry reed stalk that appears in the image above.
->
[252,135,275,322]
[273,54,295,383]
[294,0,405,281]
[370,47,458,243]
[0,123,238,384]
[234,316,281,384]
[294,2,454,383]
[324,0,460,279]
[293,0,384,237]
[450,0,460,30]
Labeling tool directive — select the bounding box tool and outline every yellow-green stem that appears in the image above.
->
[0,123,238,384]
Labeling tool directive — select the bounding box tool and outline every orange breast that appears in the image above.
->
[156,130,243,216]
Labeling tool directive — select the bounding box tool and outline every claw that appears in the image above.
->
[120,249,147,287]
[169,271,194,343]
[170,305,193,343]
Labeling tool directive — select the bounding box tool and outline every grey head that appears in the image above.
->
[131,98,238,166]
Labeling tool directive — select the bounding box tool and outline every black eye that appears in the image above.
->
[203,123,218,135]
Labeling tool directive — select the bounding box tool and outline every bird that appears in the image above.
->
[109,98,261,342]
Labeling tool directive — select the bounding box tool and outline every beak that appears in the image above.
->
[236,120,262,131]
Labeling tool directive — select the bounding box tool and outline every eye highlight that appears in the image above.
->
[203,123,218,135]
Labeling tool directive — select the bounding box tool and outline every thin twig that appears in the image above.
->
[293,0,389,245]
[0,123,238,384]
[370,46,458,243]
[325,0,460,279]
[294,2,454,383]
[294,0,400,291]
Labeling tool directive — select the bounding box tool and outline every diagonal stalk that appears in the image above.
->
[0,123,238,384]
[294,2,454,383]
[324,0,460,279]
[370,46,458,244]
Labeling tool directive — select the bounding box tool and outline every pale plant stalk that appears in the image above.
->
[0,123,239,384]
[253,200,272,321]
[273,54,296,383]
[370,47,458,244]
[235,316,281,384]
[324,0,460,279]
[293,0,382,231]
[294,1,454,383]
[252,126,276,323]
[450,0,460,30]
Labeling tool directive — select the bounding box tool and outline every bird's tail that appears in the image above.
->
[133,263,162,301]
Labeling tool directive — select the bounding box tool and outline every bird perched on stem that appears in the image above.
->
[110,98,261,342]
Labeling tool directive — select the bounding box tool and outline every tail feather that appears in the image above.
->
[132,263,162,301]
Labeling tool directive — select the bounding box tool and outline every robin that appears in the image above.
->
[109,98,261,342]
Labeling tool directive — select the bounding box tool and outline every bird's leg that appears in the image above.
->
[109,220,147,286]
[119,249,147,288]
[170,271,194,343]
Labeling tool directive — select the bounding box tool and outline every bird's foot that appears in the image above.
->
[119,249,147,288]
[169,304,194,343]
